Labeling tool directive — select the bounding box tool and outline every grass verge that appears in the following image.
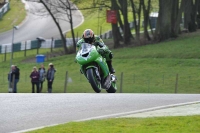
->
[27,115,200,133]
[0,31,200,93]
[0,0,26,33]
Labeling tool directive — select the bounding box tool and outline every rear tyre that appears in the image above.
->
[87,68,101,93]
[106,82,117,93]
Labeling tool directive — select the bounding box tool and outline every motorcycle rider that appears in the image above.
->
[76,29,115,74]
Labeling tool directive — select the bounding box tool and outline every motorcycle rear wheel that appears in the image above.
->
[106,82,117,93]
[87,68,101,93]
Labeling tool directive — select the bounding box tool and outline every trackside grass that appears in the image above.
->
[27,115,200,133]
[0,0,26,33]
[0,31,200,93]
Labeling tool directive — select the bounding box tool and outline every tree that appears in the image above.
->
[171,0,186,36]
[197,0,200,28]
[183,0,199,32]
[155,0,172,41]
[39,0,68,54]
[27,0,79,54]
[141,0,151,41]
[111,0,123,48]
[51,0,76,52]
[118,0,133,45]
[130,0,142,42]
[94,0,124,48]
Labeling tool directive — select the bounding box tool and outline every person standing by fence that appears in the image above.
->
[30,66,40,93]
[46,63,55,93]
[8,65,20,93]
[38,64,46,93]
[14,65,20,92]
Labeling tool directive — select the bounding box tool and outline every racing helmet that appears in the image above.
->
[82,29,95,44]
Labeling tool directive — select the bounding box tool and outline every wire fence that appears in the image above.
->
[117,72,200,94]
[0,71,200,93]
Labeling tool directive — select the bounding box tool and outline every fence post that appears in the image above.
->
[64,71,68,93]
[148,79,150,93]
[80,72,82,81]
[100,26,102,38]
[46,52,49,61]
[24,41,27,57]
[51,37,53,53]
[163,74,165,84]
[11,43,13,59]
[37,41,39,54]
[3,73,4,83]
[188,76,191,86]
[175,74,178,93]
[120,72,123,93]
[76,32,79,43]
[4,45,7,61]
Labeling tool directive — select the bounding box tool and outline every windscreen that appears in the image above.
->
[80,43,92,54]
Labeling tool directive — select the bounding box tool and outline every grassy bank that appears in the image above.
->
[0,0,26,33]
[0,31,200,93]
[27,115,200,133]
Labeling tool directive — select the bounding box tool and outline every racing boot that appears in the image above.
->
[106,60,115,74]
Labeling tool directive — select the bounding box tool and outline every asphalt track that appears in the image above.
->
[0,0,83,45]
[0,94,200,133]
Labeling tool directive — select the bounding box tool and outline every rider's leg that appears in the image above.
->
[105,52,115,74]
[106,60,115,74]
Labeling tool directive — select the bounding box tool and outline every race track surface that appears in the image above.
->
[0,1,83,45]
[0,93,200,133]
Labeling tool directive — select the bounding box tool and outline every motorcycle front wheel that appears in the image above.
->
[86,68,101,93]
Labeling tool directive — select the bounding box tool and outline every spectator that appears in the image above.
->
[14,65,20,89]
[38,64,46,93]
[8,65,15,93]
[46,63,56,93]
[30,66,40,93]
[8,65,20,93]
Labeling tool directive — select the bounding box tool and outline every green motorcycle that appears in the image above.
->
[76,43,117,93]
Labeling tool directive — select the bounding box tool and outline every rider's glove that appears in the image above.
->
[94,42,99,47]
[94,42,103,48]
[98,48,105,55]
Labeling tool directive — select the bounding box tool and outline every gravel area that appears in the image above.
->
[121,103,200,118]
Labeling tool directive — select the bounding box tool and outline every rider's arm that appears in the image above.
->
[94,35,105,48]
[76,39,84,53]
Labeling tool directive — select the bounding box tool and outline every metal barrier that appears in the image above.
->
[0,38,80,54]
[0,2,10,20]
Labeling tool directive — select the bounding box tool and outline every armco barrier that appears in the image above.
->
[0,2,10,19]
[54,40,62,48]
[13,42,21,52]
[31,40,41,49]
[0,38,79,54]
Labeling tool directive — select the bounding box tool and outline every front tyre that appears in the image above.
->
[87,68,101,93]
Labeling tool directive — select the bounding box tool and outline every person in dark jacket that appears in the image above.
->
[30,66,40,93]
[8,65,20,93]
[14,65,20,92]
[38,64,46,93]
[46,63,55,93]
